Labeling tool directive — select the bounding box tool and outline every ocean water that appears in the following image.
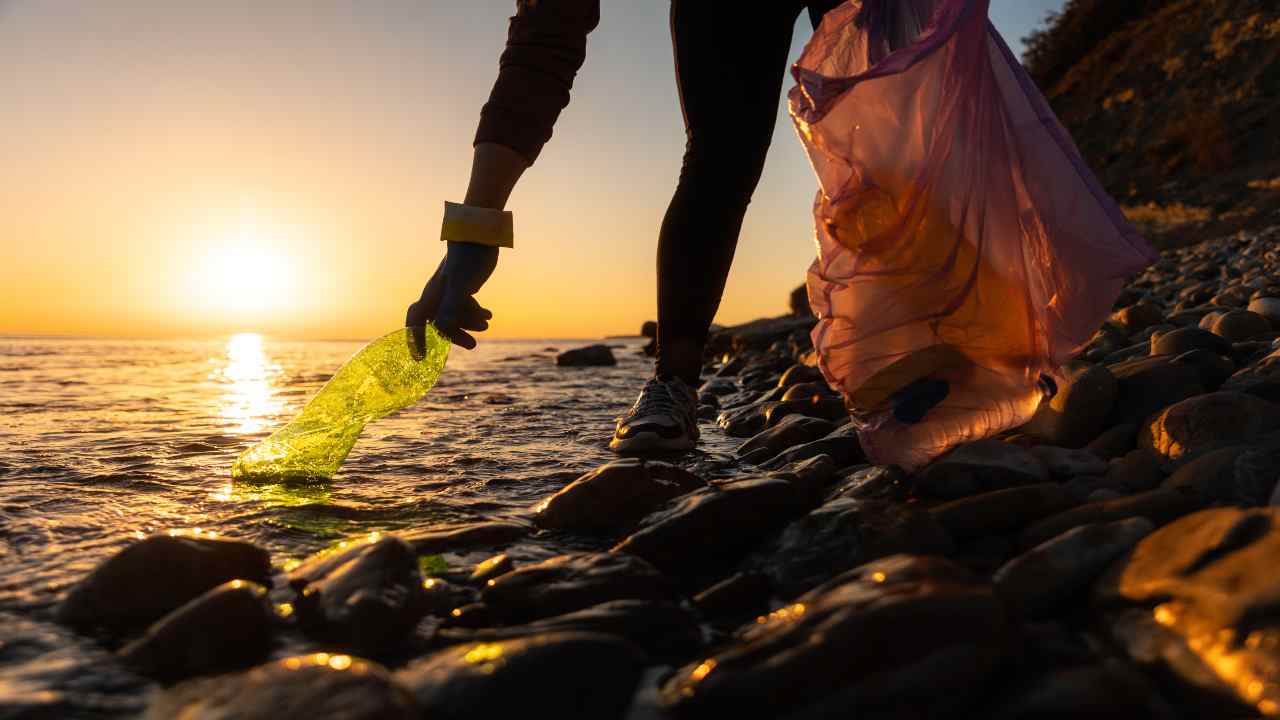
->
[0,334,738,717]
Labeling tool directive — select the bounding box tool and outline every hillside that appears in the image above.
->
[1024,0,1280,247]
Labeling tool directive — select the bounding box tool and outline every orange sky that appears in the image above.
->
[0,1,1061,340]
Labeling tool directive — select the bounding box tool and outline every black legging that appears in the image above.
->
[655,0,841,386]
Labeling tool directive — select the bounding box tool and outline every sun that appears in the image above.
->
[196,222,296,315]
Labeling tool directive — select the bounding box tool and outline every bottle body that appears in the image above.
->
[232,327,450,481]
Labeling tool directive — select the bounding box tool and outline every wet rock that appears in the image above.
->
[399,519,531,555]
[1103,448,1167,492]
[711,315,817,354]
[1171,348,1236,391]
[736,414,834,458]
[771,454,838,503]
[749,498,954,598]
[480,552,675,624]
[779,380,832,402]
[1023,363,1118,448]
[698,377,737,396]
[420,577,476,617]
[1138,391,1280,468]
[930,484,1076,541]
[1211,309,1272,341]
[1019,488,1201,549]
[986,661,1175,720]
[1095,508,1280,716]
[1222,348,1280,403]
[1087,423,1139,460]
[789,284,812,317]
[759,422,864,470]
[693,572,772,622]
[716,391,785,437]
[469,554,513,585]
[828,464,910,501]
[1149,327,1233,357]
[532,459,705,534]
[1110,301,1165,335]
[1163,444,1280,506]
[1106,356,1204,427]
[398,632,643,720]
[1030,446,1108,480]
[993,518,1153,618]
[56,532,271,631]
[119,580,274,683]
[913,440,1049,499]
[145,654,416,720]
[660,555,1010,718]
[777,363,823,388]
[555,344,616,367]
[612,477,808,577]
[432,600,700,661]
[763,395,846,427]
[1247,297,1280,326]
[291,536,427,654]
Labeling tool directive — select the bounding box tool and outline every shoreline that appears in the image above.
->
[46,221,1280,718]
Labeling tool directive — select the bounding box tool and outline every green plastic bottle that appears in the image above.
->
[232,326,450,481]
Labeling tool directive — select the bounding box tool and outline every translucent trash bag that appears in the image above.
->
[788,0,1157,469]
[232,326,450,481]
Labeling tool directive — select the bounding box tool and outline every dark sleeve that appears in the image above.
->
[474,0,600,164]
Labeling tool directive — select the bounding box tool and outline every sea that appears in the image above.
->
[0,333,739,717]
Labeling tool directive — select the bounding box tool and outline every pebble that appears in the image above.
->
[399,519,532,555]
[1019,488,1201,549]
[480,552,676,624]
[929,483,1076,541]
[913,440,1049,499]
[532,459,705,534]
[748,497,953,598]
[1106,356,1204,427]
[1023,362,1118,448]
[398,632,644,720]
[56,532,271,631]
[736,414,835,458]
[118,580,274,683]
[660,554,1010,718]
[144,654,417,720]
[291,536,427,654]
[1138,391,1280,468]
[1095,508,1280,715]
[993,517,1153,618]
[612,477,809,577]
[1030,445,1108,480]
[555,344,617,367]
[432,600,700,661]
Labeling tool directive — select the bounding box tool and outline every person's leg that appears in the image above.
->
[654,1,807,386]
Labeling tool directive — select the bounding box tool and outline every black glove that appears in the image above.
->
[406,242,498,355]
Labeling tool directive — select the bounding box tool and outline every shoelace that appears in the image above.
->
[633,379,684,418]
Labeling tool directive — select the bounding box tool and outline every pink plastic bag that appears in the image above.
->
[789,0,1157,469]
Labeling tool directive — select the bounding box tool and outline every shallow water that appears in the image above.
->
[0,333,738,717]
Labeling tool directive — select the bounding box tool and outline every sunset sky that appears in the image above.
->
[1,0,1063,340]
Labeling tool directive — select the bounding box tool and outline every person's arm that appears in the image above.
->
[407,1,600,349]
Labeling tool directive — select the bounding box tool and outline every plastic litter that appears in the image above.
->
[789,0,1157,469]
[231,326,450,481]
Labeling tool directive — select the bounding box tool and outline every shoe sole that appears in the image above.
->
[609,431,697,454]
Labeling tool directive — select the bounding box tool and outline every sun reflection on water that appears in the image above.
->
[216,333,284,435]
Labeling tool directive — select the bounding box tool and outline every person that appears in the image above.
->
[407,0,845,453]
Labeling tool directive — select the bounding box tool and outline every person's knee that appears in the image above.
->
[677,135,772,207]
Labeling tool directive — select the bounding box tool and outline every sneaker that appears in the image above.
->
[610,376,700,453]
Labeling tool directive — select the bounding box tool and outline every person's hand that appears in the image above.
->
[406,242,498,355]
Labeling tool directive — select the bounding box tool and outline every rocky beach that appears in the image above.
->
[25,220,1280,719]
